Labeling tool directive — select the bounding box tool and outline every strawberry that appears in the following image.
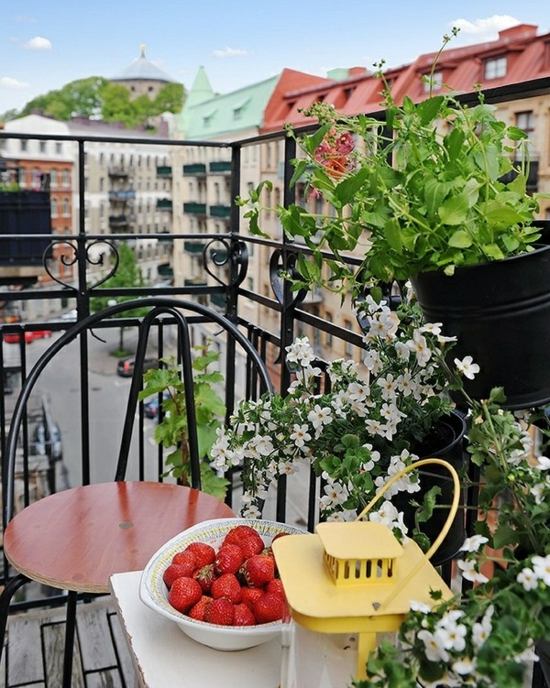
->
[215,544,244,575]
[205,598,234,625]
[168,577,202,613]
[163,563,194,590]
[266,579,285,597]
[188,595,212,621]
[185,542,215,568]
[170,550,197,575]
[210,573,242,604]
[261,546,274,560]
[253,591,286,623]
[233,602,256,626]
[240,586,264,611]
[193,563,217,593]
[223,526,264,558]
[240,555,275,587]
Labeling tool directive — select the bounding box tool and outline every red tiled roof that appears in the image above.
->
[261,23,550,132]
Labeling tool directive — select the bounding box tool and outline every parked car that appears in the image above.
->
[117,356,158,378]
[3,330,52,344]
[143,391,170,419]
[31,419,63,462]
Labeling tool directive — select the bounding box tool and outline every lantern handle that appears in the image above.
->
[355,458,460,561]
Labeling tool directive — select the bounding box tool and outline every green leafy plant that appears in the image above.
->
[239,31,544,296]
[140,345,229,500]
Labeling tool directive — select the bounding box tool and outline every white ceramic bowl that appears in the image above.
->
[140,517,304,651]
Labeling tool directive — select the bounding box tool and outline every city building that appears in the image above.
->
[111,44,176,100]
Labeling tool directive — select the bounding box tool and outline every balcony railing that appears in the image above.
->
[209,204,231,219]
[209,160,232,174]
[156,165,172,177]
[183,240,206,254]
[183,202,207,215]
[1,77,550,687]
[156,198,173,211]
[108,166,130,178]
[183,163,207,176]
[109,190,136,202]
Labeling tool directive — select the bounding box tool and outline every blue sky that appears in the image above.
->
[2,0,550,113]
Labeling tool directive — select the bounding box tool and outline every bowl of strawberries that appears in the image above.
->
[139,518,304,651]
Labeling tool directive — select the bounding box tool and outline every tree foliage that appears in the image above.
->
[16,77,185,128]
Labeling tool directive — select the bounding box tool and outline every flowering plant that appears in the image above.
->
[211,297,460,540]
[239,31,543,296]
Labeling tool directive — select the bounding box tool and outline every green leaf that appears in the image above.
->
[493,525,517,549]
[200,463,230,500]
[482,243,505,260]
[448,230,472,248]
[417,96,444,125]
[444,127,465,160]
[289,159,308,187]
[384,218,403,251]
[507,126,528,141]
[302,123,331,156]
[415,485,442,523]
[334,167,371,205]
[424,179,450,217]
[438,194,468,225]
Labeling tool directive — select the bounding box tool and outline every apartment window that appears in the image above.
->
[63,199,70,216]
[20,139,28,152]
[516,111,534,134]
[214,181,220,204]
[55,142,62,154]
[485,56,507,80]
[39,141,47,154]
[50,170,57,187]
[203,115,212,128]
[233,106,243,121]
[422,71,442,93]
[63,170,70,187]
[99,152,104,165]
[100,204,104,217]
[99,177,104,191]
[247,277,254,292]
[266,143,272,169]
[51,199,58,217]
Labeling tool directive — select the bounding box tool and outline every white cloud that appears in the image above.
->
[0,76,30,90]
[450,15,520,43]
[212,46,248,58]
[15,15,37,23]
[23,36,52,51]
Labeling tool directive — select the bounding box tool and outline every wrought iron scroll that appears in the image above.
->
[202,238,248,288]
[42,239,120,291]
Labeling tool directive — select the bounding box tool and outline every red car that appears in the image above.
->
[3,330,52,344]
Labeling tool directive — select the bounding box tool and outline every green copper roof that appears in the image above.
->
[178,71,278,139]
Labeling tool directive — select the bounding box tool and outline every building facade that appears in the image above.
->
[111,45,176,101]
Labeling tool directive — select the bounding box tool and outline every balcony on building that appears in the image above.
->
[209,204,231,219]
[183,202,207,216]
[108,166,130,178]
[108,214,133,230]
[109,190,136,203]
[183,163,207,177]
[210,292,226,309]
[209,161,231,174]
[156,198,173,211]
[156,165,172,178]
[183,240,206,254]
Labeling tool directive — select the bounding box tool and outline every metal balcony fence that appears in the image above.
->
[1,76,550,625]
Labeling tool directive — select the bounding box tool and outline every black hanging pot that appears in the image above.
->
[393,410,467,566]
[411,237,550,410]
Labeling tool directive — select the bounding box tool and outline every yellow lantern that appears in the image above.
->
[273,458,460,682]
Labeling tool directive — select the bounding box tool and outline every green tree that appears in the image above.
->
[21,77,107,120]
[100,83,140,128]
[152,83,185,115]
[90,243,146,354]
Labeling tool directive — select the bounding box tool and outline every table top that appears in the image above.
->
[110,570,282,688]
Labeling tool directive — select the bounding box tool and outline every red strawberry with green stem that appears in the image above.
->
[193,563,216,593]
[188,595,212,621]
[163,563,194,590]
[215,544,244,575]
[185,542,215,568]
[240,555,275,587]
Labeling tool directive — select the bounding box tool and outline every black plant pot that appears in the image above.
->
[411,240,550,410]
[394,411,467,566]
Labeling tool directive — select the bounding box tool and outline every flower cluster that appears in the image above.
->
[311,117,356,179]
[210,300,464,540]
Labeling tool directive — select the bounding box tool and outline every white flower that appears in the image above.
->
[285,336,315,367]
[517,567,538,591]
[365,418,385,437]
[396,371,415,397]
[515,643,539,663]
[457,559,489,584]
[536,455,550,471]
[472,605,493,649]
[417,629,450,663]
[290,424,312,448]
[459,534,489,553]
[532,554,550,585]
[452,657,476,675]
[363,349,383,374]
[252,435,275,457]
[347,382,370,402]
[420,322,442,336]
[242,504,262,519]
[406,331,432,367]
[278,460,296,476]
[363,294,383,314]
[326,509,356,522]
[320,482,349,510]
[435,622,467,652]
[368,501,408,537]
[437,333,458,344]
[307,404,332,430]
[530,481,547,505]
[410,600,431,614]
[394,340,411,362]
[454,355,480,380]
[377,374,398,401]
